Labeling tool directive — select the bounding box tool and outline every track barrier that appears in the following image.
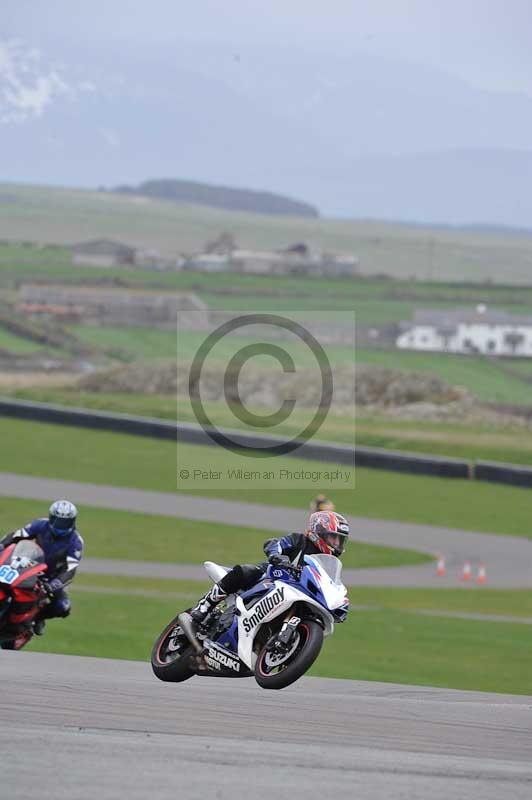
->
[475,460,532,489]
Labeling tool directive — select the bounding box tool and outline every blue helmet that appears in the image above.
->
[48,500,77,537]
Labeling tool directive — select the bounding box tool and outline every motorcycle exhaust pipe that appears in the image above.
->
[177,612,204,655]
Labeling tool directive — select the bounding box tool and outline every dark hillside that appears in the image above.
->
[112,179,319,218]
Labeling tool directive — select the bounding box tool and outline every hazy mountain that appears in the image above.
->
[1,38,531,226]
[175,43,532,156]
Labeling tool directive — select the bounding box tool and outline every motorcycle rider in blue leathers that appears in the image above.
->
[190,510,349,624]
[0,500,83,635]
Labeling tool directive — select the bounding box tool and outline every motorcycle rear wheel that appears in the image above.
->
[254,619,323,690]
[151,616,195,682]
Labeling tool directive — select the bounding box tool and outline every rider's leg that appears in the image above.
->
[34,589,71,635]
[190,564,264,623]
[189,582,227,623]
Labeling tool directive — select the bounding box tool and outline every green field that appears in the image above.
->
[26,575,532,694]
[2,183,532,283]
[0,497,430,569]
[1,417,532,538]
[71,324,180,360]
[0,327,52,354]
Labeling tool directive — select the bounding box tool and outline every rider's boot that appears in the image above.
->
[33,618,46,636]
[190,584,227,625]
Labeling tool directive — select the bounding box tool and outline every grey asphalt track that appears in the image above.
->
[1,472,532,586]
[2,652,532,800]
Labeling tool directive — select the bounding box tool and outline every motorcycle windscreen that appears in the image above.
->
[304,554,343,584]
[10,540,45,565]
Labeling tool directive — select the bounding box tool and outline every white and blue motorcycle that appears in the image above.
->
[151,554,349,690]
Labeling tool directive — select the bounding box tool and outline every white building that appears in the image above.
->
[397,307,532,358]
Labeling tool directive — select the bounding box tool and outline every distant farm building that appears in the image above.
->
[69,239,182,271]
[70,239,137,267]
[18,285,208,330]
[397,307,532,357]
[185,240,358,278]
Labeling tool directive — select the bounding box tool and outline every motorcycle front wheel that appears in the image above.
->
[151,616,195,682]
[254,619,323,690]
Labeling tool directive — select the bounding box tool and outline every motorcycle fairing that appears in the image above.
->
[204,561,229,583]
[214,615,240,653]
[302,555,348,613]
[196,638,253,678]
[236,583,335,670]
[239,579,274,607]
[0,544,16,567]
[11,563,47,588]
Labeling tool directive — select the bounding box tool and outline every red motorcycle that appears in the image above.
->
[0,540,48,650]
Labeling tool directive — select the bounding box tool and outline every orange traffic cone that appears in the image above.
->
[436,555,446,577]
[476,564,487,585]
[462,561,472,581]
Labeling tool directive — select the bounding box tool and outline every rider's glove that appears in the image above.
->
[42,578,63,597]
[268,554,291,568]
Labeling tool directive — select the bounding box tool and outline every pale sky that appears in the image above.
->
[3,0,532,94]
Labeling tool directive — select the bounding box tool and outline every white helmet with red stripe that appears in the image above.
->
[306,511,349,556]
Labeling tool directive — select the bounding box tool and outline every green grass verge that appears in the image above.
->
[1,417,532,538]
[3,388,182,420]
[0,496,430,569]
[355,416,532,467]
[311,608,532,693]
[27,576,532,694]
